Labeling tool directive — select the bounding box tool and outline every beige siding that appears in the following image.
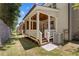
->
[56,3,68,33]
[71,9,79,37]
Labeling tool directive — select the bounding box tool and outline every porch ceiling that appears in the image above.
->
[31,13,48,21]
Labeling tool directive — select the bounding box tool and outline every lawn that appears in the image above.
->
[0,34,79,56]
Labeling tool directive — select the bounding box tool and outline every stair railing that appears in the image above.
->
[39,31,43,44]
[44,30,50,42]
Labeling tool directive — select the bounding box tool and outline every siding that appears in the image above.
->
[56,3,68,33]
[72,9,79,37]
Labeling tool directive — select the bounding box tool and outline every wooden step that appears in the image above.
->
[42,38,48,43]
[41,42,49,45]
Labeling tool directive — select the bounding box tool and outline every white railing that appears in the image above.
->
[44,29,56,39]
[39,31,42,44]
[25,30,43,44]
[50,30,56,38]
[44,30,47,38]
[47,32,50,42]
[25,29,63,44]
[30,30,37,38]
[26,30,37,37]
[25,30,29,35]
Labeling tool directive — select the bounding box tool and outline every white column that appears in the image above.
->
[55,16,58,33]
[29,18,31,37]
[48,15,50,32]
[48,15,50,42]
[36,11,39,39]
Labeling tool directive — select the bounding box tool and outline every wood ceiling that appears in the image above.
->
[31,13,48,21]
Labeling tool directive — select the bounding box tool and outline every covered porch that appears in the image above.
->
[24,11,61,45]
[21,5,64,45]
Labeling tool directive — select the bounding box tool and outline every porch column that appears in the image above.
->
[48,15,50,42]
[29,17,31,37]
[36,11,39,39]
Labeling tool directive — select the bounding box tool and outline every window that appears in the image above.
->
[48,3,57,9]
[48,5,52,8]
[33,22,36,29]
[31,22,32,29]
[27,21,29,29]
[53,3,56,9]
[22,24,25,33]
[50,21,55,29]
[23,24,25,30]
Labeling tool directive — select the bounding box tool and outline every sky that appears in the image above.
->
[17,3,34,26]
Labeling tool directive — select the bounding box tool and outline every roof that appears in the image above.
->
[23,3,45,21]
[23,4,36,21]
[19,3,45,25]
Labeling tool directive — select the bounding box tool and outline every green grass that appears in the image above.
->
[0,34,79,56]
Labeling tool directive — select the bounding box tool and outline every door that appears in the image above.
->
[40,23,45,38]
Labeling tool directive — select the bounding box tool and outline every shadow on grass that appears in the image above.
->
[62,40,79,46]
[0,37,17,51]
[19,37,39,50]
[61,40,69,46]
[70,40,79,45]
[0,35,39,51]
[0,47,6,51]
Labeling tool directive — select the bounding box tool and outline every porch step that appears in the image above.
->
[42,38,48,43]
[41,42,49,45]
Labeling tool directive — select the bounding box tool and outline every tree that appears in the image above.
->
[0,3,21,30]
[72,3,79,10]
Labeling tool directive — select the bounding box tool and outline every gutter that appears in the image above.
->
[68,3,72,41]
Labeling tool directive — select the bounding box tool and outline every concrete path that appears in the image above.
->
[41,43,58,51]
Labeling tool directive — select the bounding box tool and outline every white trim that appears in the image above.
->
[55,17,58,32]
[29,17,31,37]
[24,5,59,22]
[36,11,40,39]
[48,15,51,42]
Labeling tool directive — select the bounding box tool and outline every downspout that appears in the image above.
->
[68,3,72,41]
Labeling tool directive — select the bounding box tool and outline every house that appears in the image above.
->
[70,5,79,40]
[17,3,79,45]
[0,19,11,47]
[17,22,25,35]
